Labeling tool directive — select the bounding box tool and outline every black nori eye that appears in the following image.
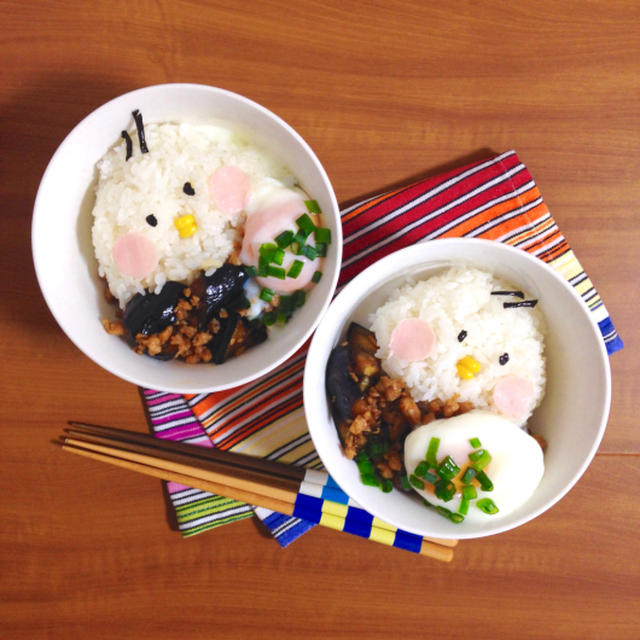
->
[183,181,196,196]
[121,130,133,161]
[457,330,467,342]
[499,353,509,365]
[146,214,158,227]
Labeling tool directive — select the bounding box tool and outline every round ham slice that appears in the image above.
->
[208,166,250,215]
[389,318,436,362]
[493,375,535,420]
[112,232,158,279]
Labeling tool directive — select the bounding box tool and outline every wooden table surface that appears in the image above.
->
[2,1,639,638]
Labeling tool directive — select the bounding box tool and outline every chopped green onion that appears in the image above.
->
[266,265,286,280]
[360,473,380,487]
[434,479,456,502]
[311,270,322,283]
[262,311,275,326]
[278,295,293,315]
[287,259,304,278]
[437,455,461,481]
[475,470,494,491]
[449,512,465,523]
[315,243,327,257]
[302,244,317,260]
[272,248,285,265]
[259,242,278,260]
[304,199,321,214]
[276,311,287,325]
[380,478,393,493]
[275,230,294,248]
[423,470,438,484]
[409,474,425,490]
[476,498,499,514]
[400,474,411,491]
[469,437,482,448]
[314,227,331,244]
[414,461,430,478]
[425,437,440,466]
[458,497,470,515]
[257,257,269,277]
[356,452,375,475]
[296,213,316,235]
[462,485,477,500]
[469,448,492,471]
[244,265,257,278]
[293,290,306,308]
[367,439,389,458]
[259,288,275,303]
[461,467,477,484]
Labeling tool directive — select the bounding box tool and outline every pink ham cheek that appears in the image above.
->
[493,375,535,420]
[208,166,250,215]
[389,318,436,362]
[112,232,158,279]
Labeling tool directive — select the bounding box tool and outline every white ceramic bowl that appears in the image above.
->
[304,238,611,539]
[32,84,341,392]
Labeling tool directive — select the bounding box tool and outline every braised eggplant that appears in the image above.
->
[192,264,250,329]
[326,343,363,426]
[122,280,185,338]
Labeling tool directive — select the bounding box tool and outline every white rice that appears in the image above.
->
[91,121,295,306]
[368,267,546,425]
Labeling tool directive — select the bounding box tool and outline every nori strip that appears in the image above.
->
[457,329,467,342]
[183,181,195,195]
[491,290,525,299]
[121,130,133,161]
[132,109,149,154]
[503,300,538,308]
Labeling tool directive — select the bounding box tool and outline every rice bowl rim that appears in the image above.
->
[303,238,612,539]
[32,83,342,392]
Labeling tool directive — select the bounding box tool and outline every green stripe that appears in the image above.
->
[180,512,253,537]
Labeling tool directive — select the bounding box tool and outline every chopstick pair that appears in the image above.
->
[60,422,457,562]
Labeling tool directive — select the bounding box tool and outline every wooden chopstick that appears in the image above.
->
[60,423,457,561]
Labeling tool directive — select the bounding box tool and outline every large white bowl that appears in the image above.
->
[304,238,611,539]
[32,84,341,392]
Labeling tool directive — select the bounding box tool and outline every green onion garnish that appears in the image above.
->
[360,473,380,487]
[476,498,499,514]
[315,243,327,257]
[293,290,306,308]
[275,230,294,249]
[296,213,316,235]
[458,497,470,515]
[244,265,257,277]
[302,244,317,261]
[262,311,275,326]
[423,470,438,484]
[259,242,278,260]
[279,295,293,315]
[434,479,456,502]
[409,474,425,490]
[461,467,476,484]
[367,439,389,458]
[475,470,494,491]
[400,474,411,491]
[304,199,321,214]
[469,437,482,448]
[266,265,286,280]
[356,451,375,475]
[425,437,440,466]
[381,478,393,493]
[437,455,461,481]
[314,227,331,244]
[276,311,287,325]
[287,259,304,278]
[469,448,492,471]
[259,288,275,302]
[311,270,322,283]
[414,461,430,478]
[272,248,285,265]
[461,485,477,501]
[449,512,465,524]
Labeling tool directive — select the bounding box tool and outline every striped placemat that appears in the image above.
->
[143,150,623,547]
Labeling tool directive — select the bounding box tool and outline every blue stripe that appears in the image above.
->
[343,506,373,537]
[292,493,323,523]
[393,529,423,553]
[598,317,624,354]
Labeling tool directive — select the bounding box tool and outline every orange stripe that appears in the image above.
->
[474,202,550,242]
[508,216,557,247]
[439,186,541,238]
[341,187,404,223]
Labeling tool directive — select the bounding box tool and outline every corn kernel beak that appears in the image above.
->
[456,355,481,379]
[174,214,197,238]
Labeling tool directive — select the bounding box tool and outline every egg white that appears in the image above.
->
[403,410,544,522]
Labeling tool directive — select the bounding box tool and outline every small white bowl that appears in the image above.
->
[304,239,611,539]
[32,84,341,392]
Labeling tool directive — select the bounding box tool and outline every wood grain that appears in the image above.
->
[1,1,639,637]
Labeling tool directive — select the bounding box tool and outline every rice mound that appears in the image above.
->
[368,266,546,425]
[92,121,295,306]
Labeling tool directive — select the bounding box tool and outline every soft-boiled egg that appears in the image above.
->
[403,410,544,523]
[239,184,321,294]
